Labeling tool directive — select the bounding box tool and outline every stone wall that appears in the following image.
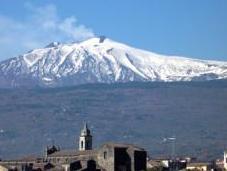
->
[97,145,115,171]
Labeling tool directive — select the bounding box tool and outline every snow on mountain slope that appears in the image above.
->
[0,36,227,88]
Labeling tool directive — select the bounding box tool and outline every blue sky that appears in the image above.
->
[0,0,227,61]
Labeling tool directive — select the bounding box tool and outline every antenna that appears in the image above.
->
[52,139,55,146]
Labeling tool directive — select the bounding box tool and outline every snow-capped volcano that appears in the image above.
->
[0,36,227,88]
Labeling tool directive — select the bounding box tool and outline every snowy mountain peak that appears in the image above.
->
[45,41,61,48]
[0,38,227,88]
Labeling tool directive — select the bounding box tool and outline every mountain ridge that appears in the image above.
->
[0,37,227,88]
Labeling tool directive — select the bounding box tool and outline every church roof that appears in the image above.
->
[0,155,42,163]
[48,150,97,158]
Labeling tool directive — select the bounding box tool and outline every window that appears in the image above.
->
[104,151,107,159]
[81,141,84,149]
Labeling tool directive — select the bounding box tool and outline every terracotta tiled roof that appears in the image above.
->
[187,162,210,167]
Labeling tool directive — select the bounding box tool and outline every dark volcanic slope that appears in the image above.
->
[0,81,227,160]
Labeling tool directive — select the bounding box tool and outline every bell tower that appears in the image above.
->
[79,122,92,151]
[224,151,227,170]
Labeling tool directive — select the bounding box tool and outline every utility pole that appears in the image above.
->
[163,136,176,171]
[169,137,176,161]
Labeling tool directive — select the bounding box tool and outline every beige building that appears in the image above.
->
[186,162,211,171]
[0,165,10,171]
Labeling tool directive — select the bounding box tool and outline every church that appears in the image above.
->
[0,123,147,171]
